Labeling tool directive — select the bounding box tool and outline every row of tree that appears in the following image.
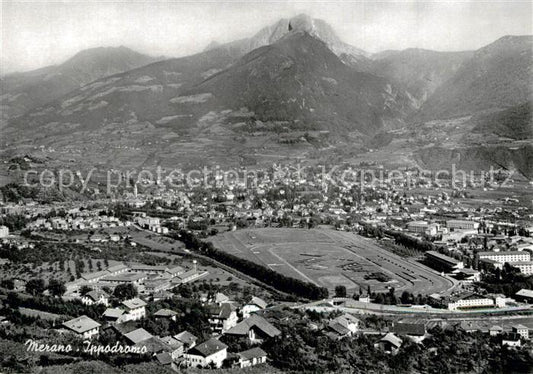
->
[172,230,328,300]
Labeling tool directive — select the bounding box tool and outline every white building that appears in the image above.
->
[184,338,228,368]
[478,251,531,264]
[62,315,100,339]
[447,220,479,230]
[0,225,9,238]
[447,293,495,311]
[509,261,533,275]
[234,347,267,368]
[512,324,529,340]
[502,336,521,347]
[241,296,267,318]
[208,303,238,334]
[122,298,146,321]
[81,290,109,307]
[407,221,438,236]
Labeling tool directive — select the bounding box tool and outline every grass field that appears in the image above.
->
[211,228,453,295]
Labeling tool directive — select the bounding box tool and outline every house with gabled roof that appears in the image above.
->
[160,335,184,359]
[183,338,228,368]
[334,314,359,333]
[135,336,171,354]
[174,330,198,349]
[375,333,402,354]
[241,296,268,318]
[122,297,147,321]
[155,351,175,369]
[81,289,109,307]
[124,327,153,344]
[62,315,101,339]
[224,314,281,343]
[233,347,268,368]
[154,308,178,321]
[515,289,533,303]
[102,307,127,324]
[489,325,503,336]
[214,292,230,305]
[208,302,238,334]
[392,321,427,343]
[322,313,360,339]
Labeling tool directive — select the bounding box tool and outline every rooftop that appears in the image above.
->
[124,328,153,344]
[122,297,147,310]
[425,250,462,265]
[479,251,530,257]
[516,289,533,298]
[154,308,178,317]
[101,272,147,282]
[103,308,124,318]
[238,347,267,361]
[247,296,268,309]
[380,333,403,348]
[225,314,281,337]
[174,330,198,345]
[63,315,101,334]
[187,338,227,358]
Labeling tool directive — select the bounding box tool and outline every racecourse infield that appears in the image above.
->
[211,227,454,295]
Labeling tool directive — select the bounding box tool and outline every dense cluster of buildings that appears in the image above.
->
[65,262,207,297]
[57,292,279,369]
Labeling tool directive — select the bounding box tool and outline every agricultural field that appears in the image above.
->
[211,228,453,295]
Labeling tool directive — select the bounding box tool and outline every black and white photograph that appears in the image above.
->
[0,0,532,373]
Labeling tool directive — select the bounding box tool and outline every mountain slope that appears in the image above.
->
[417,35,533,120]
[0,46,160,119]
[6,31,413,144]
[470,102,533,140]
[4,44,250,138]
[371,48,473,108]
[190,32,413,135]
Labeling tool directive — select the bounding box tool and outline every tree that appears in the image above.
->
[80,285,92,295]
[25,278,46,295]
[400,291,413,304]
[113,283,138,300]
[1,278,14,290]
[334,285,347,298]
[48,278,66,296]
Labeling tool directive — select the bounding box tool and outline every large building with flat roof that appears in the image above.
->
[447,293,494,311]
[509,261,533,275]
[478,251,530,264]
[407,221,439,236]
[446,220,479,230]
[425,251,464,272]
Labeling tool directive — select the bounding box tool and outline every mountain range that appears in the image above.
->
[1,46,161,120]
[1,14,531,177]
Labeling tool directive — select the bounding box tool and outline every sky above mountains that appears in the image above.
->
[2,0,532,74]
